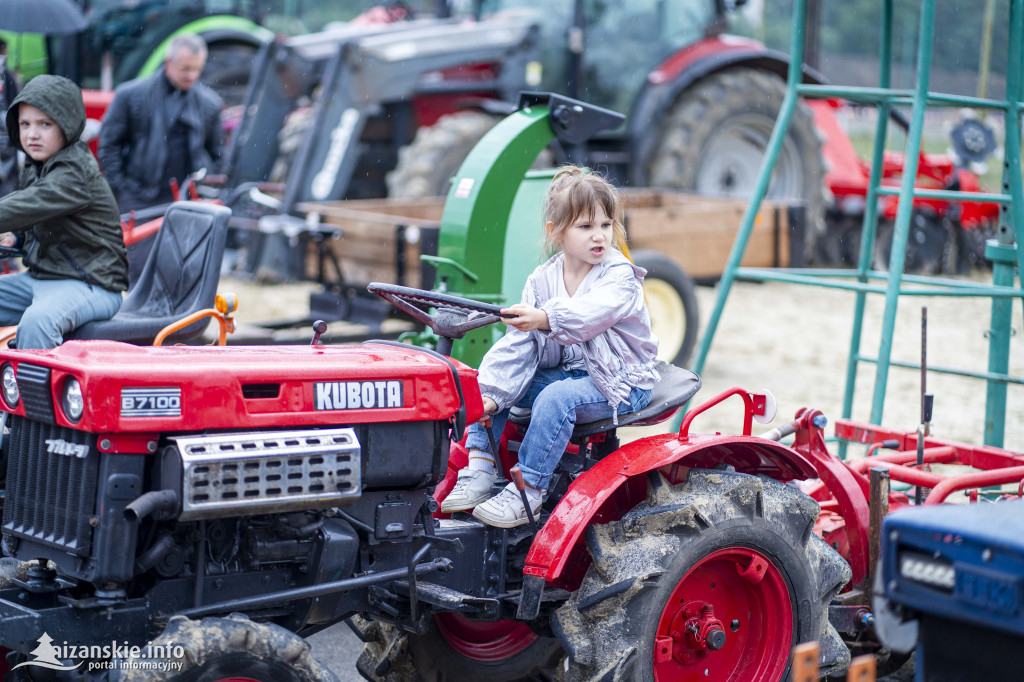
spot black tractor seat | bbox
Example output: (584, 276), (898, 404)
(508, 361), (701, 438)
(67, 202), (230, 345)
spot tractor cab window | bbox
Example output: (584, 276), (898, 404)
(583, 0), (716, 115)
(477, 0), (717, 117)
(477, 0), (573, 97)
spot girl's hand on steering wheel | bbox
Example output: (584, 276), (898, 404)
(0, 232), (14, 248)
(500, 303), (549, 332)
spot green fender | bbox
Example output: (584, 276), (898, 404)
(0, 32), (47, 82)
(136, 16), (272, 78)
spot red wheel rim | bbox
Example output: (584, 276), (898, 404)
(653, 547), (794, 681)
(434, 613), (537, 662)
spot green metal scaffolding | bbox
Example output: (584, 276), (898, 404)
(693, 0), (1024, 448)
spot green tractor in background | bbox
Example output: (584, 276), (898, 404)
(0, 0), (429, 105)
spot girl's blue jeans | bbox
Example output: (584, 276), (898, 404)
(466, 366), (652, 491)
(0, 272), (123, 349)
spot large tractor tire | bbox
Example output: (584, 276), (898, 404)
(353, 613), (562, 682)
(647, 68), (827, 263)
(203, 40), (262, 109)
(113, 614), (338, 682)
(553, 469), (852, 681)
(387, 111), (554, 199)
(631, 250), (699, 367)
(872, 211), (957, 275)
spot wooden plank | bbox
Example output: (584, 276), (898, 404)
(625, 195), (789, 279)
(847, 654), (877, 682)
(295, 191), (793, 289)
(790, 641), (820, 682)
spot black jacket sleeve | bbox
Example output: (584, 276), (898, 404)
(97, 90), (130, 194)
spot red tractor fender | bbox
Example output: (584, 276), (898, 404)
(522, 430), (819, 590)
(629, 34), (826, 186)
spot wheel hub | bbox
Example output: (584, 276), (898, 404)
(652, 547), (794, 681)
(657, 601), (728, 664)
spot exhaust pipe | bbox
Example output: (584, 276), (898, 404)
(124, 490), (178, 522)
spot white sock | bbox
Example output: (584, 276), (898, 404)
(467, 450), (496, 474)
(523, 484), (543, 507)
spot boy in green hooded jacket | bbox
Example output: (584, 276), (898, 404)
(0, 75), (128, 349)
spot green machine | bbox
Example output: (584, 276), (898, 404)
(402, 92), (630, 368)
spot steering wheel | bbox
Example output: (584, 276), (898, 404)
(367, 282), (505, 343)
(0, 245), (24, 260)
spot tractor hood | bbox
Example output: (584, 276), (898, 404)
(0, 341), (482, 434)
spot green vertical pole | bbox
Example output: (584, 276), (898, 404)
(841, 0), (894, 440)
(692, 0), (807, 376)
(984, 0), (1024, 446)
(869, 0), (937, 425)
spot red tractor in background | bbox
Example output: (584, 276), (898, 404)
(212, 0), (998, 277)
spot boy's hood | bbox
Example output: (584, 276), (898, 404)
(6, 75), (85, 153)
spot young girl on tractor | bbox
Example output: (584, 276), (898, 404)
(441, 165), (660, 527)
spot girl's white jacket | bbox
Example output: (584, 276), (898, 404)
(477, 249), (660, 417)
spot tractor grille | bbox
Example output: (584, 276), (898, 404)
(15, 363), (55, 424)
(173, 428), (361, 520)
(2, 415), (98, 557)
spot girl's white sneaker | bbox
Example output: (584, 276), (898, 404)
(472, 485), (541, 528)
(441, 469), (496, 512)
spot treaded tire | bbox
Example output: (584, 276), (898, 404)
(631, 250), (699, 367)
(873, 211), (956, 275)
(354, 615), (562, 682)
(112, 614), (338, 682)
(203, 41), (261, 109)
(387, 111), (553, 199)
(647, 68), (827, 263)
(552, 469), (851, 681)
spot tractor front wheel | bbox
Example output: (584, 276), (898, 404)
(553, 469), (852, 681)
(115, 614), (337, 682)
(353, 614), (562, 681)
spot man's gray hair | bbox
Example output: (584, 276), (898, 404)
(166, 34), (208, 62)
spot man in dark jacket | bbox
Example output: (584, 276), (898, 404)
(0, 75), (128, 349)
(0, 38), (20, 198)
(98, 33), (224, 212)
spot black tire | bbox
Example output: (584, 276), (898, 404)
(873, 210), (956, 275)
(202, 41), (262, 109)
(647, 68), (827, 264)
(553, 469), (852, 681)
(354, 614), (562, 682)
(387, 111), (553, 199)
(113, 614), (338, 682)
(631, 250), (699, 367)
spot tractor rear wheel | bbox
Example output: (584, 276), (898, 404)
(873, 211), (957, 275)
(353, 614), (562, 681)
(203, 41), (262, 109)
(631, 250), (699, 367)
(387, 112), (503, 199)
(553, 469), (852, 681)
(647, 68), (827, 263)
(116, 614), (337, 681)
(387, 111), (554, 199)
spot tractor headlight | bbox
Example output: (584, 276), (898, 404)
(62, 378), (84, 423)
(1, 364), (18, 408)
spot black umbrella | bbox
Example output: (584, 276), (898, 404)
(0, 0), (87, 35)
